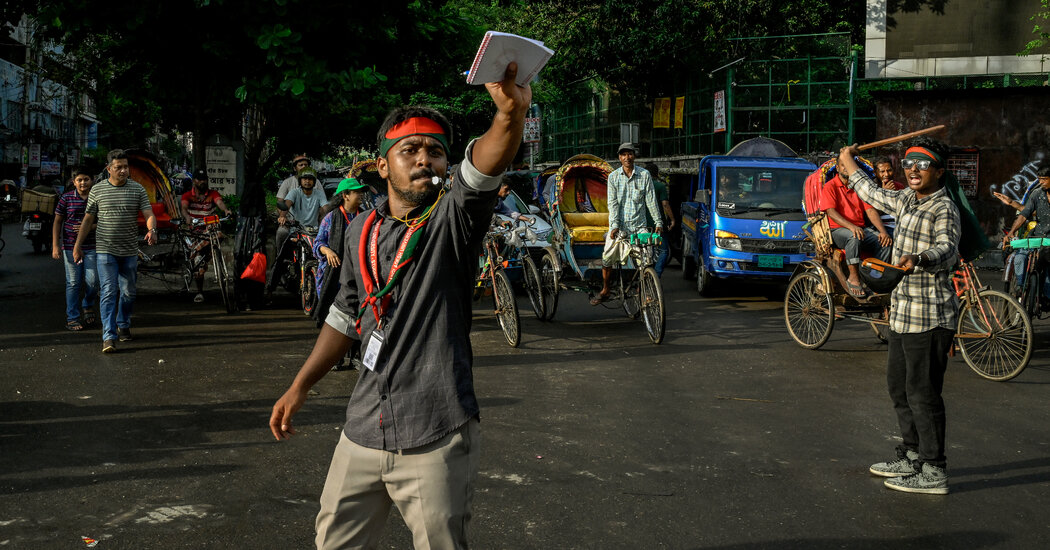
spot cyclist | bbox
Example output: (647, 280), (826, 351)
(181, 169), (233, 303)
(591, 142), (662, 305)
(1002, 165), (1050, 307)
(266, 168), (327, 299)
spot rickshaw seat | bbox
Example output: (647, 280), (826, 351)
(561, 212), (609, 243)
(138, 202), (176, 229)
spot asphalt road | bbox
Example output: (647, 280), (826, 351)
(2, 221), (1049, 549)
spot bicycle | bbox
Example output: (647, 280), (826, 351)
(608, 232), (665, 344)
(285, 222), (319, 316)
(476, 221), (522, 347)
(137, 215), (237, 313)
(186, 214), (237, 313)
(502, 219), (545, 321)
(1005, 237), (1050, 321)
(786, 256), (1033, 381)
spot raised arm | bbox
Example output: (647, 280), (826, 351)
(469, 63), (532, 177)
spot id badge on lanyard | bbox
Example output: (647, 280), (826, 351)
(361, 327), (385, 372)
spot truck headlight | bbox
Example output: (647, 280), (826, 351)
(799, 240), (815, 254)
(715, 230), (742, 252)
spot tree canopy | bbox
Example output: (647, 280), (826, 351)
(0, 0), (965, 181)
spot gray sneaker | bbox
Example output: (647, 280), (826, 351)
(869, 448), (919, 477)
(117, 327), (133, 341)
(884, 463), (949, 495)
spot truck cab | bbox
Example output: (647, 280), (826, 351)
(680, 155), (817, 296)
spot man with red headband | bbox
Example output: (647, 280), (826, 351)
(837, 139), (961, 496)
(270, 63), (531, 548)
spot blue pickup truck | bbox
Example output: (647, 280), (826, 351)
(680, 155), (817, 296)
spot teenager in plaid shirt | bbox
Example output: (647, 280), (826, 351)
(837, 139), (961, 495)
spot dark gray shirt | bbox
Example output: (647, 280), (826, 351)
(325, 140), (501, 450)
(1020, 189), (1050, 237)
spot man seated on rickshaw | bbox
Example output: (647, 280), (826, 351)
(822, 170), (892, 297)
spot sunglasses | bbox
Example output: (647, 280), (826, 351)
(901, 158), (933, 171)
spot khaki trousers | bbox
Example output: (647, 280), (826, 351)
(315, 419), (480, 550)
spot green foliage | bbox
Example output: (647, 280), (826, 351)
(1021, 0), (1050, 56)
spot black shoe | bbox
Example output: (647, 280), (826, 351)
(102, 339), (117, 353)
(117, 327), (133, 342)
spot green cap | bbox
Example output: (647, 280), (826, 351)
(336, 177), (367, 195)
(298, 167), (318, 181)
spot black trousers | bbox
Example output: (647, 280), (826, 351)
(886, 327), (954, 469)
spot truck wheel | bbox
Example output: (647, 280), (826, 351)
(681, 236), (696, 281)
(696, 262), (716, 297)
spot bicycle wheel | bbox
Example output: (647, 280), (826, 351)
(212, 244), (237, 313)
(522, 255), (545, 320)
(492, 269), (520, 347)
(619, 267), (641, 319)
(540, 247), (560, 321)
(783, 270), (834, 349)
(640, 266), (665, 344)
(302, 260), (318, 316)
(957, 289), (1032, 381)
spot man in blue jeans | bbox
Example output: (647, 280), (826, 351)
(74, 149), (157, 353)
(52, 167), (98, 331)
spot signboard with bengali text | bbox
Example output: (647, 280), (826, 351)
(205, 146), (238, 195)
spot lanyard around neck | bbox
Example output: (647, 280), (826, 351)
(354, 210), (428, 333)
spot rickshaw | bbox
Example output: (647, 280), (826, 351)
(130, 149), (236, 313)
(784, 158), (1033, 381)
(541, 154), (666, 344)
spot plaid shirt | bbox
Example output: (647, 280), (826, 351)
(847, 171), (961, 333)
(607, 166), (662, 234)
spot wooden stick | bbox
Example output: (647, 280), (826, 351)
(857, 125), (946, 151)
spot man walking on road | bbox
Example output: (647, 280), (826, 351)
(591, 142), (662, 304)
(74, 149), (157, 353)
(837, 140), (961, 495)
(269, 62), (530, 549)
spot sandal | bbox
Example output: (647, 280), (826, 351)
(66, 319), (84, 331)
(846, 281), (868, 299)
(82, 308), (96, 326)
(589, 292), (611, 306)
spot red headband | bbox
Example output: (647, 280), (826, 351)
(384, 117), (445, 140)
(904, 146), (943, 164)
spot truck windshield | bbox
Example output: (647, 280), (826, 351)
(713, 167), (810, 219)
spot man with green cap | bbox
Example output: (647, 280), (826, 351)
(312, 177), (368, 327)
(266, 168), (327, 298)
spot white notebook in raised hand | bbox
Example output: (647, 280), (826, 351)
(466, 31), (555, 86)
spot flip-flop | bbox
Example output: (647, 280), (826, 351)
(66, 320), (84, 331)
(846, 281), (868, 299)
(589, 293), (611, 306)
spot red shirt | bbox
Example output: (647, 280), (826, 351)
(820, 176), (872, 229)
(182, 189), (221, 219)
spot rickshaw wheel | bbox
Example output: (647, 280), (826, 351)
(620, 267), (641, 320)
(784, 270), (834, 349)
(957, 289), (1032, 381)
(522, 255), (545, 320)
(302, 260), (318, 316)
(640, 267), (665, 344)
(214, 244), (237, 314)
(540, 247), (560, 321)
(493, 269), (520, 347)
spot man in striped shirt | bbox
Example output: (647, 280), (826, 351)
(837, 140), (961, 495)
(74, 149), (158, 353)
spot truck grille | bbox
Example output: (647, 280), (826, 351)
(739, 238), (804, 254)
